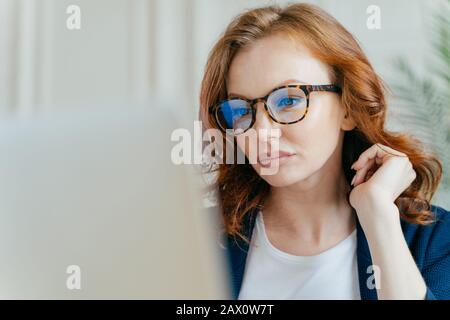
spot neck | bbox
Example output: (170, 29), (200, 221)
(262, 147), (356, 244)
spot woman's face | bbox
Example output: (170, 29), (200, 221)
(227, 34), (355, 187)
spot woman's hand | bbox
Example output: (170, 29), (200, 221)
(348, 143), (417, 216)
(347, 143), (427, 300)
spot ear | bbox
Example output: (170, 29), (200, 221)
(341, 110), (356, 131)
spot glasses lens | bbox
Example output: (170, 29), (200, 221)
(267, 87), (307, 123)
(215, 99), (253, 133)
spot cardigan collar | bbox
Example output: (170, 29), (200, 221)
(226, 208), (378, 300)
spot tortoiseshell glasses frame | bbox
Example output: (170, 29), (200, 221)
(209, 84), (342, 135)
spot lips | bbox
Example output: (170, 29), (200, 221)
(257, 150), (296, 167)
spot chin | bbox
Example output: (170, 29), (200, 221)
(254, 165), (308, 187)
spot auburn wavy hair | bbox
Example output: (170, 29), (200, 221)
(198, 3), (442, 242)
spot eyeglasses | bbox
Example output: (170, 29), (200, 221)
(209, 84), (341, 135)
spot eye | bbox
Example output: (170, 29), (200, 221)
(276, 96), (304, 109)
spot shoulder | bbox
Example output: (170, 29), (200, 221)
(401, 204), (450, 268)
(431, 204), (450, 228)
(425, 204), (450, 259)
(401, 204), (450, 237)
(401, 204), (450, 299)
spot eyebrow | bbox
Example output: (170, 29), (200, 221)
(227, 78), (307, 99)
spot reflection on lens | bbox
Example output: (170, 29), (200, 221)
(216, 100), (252, 132)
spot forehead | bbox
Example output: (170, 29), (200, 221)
(226, 34), (332, 99)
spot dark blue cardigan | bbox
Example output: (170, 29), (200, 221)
(223, 204), (450, 300)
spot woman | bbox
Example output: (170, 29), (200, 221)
(199, 3), (450, 300)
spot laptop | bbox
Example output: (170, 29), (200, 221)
(0, 100), (230, 299)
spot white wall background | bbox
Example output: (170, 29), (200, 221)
(0, 0), (448, 205)
(0, 0), (439, 116)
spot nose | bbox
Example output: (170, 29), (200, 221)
(252, 101), (281, 143)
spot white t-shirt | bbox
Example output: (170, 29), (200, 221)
(238, 211), (361, 300)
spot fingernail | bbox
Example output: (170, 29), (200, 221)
(351, 175), (356, 186)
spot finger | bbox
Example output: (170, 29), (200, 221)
(375, 156), (383, 166)
(352, 157), (375, 186)
(351, 143), (405, 170)
(375, 143), (406, 157)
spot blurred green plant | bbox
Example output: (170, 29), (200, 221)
(392, 0), (450, 205)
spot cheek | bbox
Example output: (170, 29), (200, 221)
(235, 134), (259, 165)
(235, 131), (263, 158)
(236, 136), (249, 156)
(303, 95), (343, 138)
(285, 98), (342, 161)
